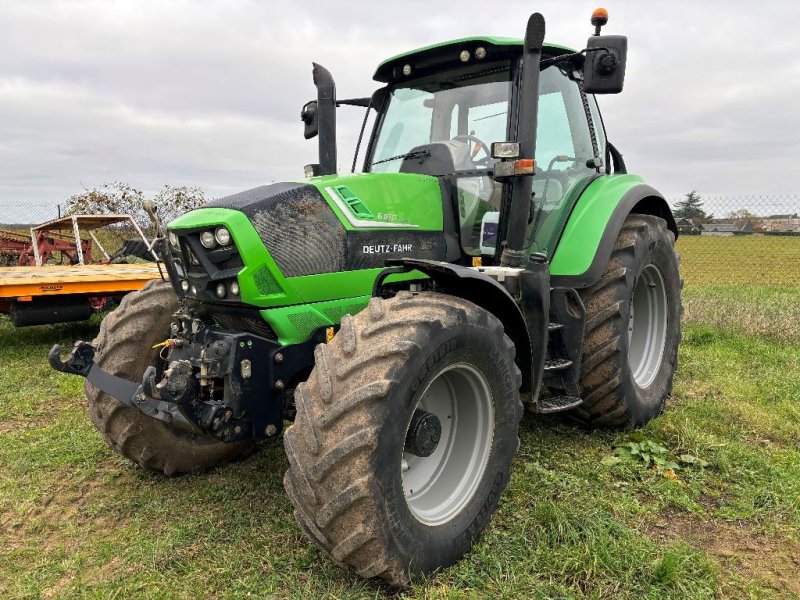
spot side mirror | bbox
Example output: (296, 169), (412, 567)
(301, 100), (318, 139)
(583, 35), (627, 94)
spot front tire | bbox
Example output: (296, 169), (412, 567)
(283, 291), (522, 586)
(87, 280), (254, 475)
(572, 214), (682, 428)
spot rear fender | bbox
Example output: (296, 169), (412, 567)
(550, 177), (676, 288)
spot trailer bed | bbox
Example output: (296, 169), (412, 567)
(0, 263), (164, 299)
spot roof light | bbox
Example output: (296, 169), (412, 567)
(459, 50), (470, 62)
(475, 47), (487, 60)
(402, 64), (412, 76)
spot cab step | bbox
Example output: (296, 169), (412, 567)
(532, 395), (584, 414)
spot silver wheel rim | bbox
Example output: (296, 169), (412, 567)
(402, 363), (495, 526)
(628, 264), (668, 388)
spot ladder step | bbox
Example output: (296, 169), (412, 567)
(548, 322), (564, 331)
(533, 395), (583, 414)
(544, 358), (573, 371)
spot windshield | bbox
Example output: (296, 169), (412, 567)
(369, 62), (512, 173)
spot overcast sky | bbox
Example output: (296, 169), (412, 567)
(1, 0), (798, 221)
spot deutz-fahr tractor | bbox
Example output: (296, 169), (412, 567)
(50, 9), (682, 586)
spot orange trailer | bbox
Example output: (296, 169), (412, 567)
(0, 215), (164, 326)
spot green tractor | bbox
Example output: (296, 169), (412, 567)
(50, 9), (681, 586)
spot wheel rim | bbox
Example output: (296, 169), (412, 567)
(402, 363), (494, 526)
(628, 263), (668, 388)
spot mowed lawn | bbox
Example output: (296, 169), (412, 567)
(1, 278), (799, 596)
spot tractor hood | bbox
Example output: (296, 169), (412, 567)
(166, 172), (453, 321)
(208, 173), (444, 233)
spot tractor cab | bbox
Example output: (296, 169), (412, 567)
(304, 22), (628, 269)
(367, 39), (605, 258)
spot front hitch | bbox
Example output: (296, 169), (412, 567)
(49, 341), (96, 376)
(48, 342), (201, 434)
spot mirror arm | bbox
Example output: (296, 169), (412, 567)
(540, 46), (610, 69)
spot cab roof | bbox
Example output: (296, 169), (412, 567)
(374, 36), (575, 83)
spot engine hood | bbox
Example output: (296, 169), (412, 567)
(207, 172), (444, 231)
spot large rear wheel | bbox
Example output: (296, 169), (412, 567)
(571, 214), (682, 428)
(283, 291), (522, 586)
(86, 280), (254, 475)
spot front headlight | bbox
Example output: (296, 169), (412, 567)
(200, 230), (216, 249)
(168, 231), (179, 247)
(215, 227), (231, 246)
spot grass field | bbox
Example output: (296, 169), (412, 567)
(1, 281), (799, 597)
(676, 234), (800, 287)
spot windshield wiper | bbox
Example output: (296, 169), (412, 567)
(474, 110), (506, 122)
(371, 149), (431, 167)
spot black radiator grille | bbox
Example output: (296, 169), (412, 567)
(208, 309), (276, 339)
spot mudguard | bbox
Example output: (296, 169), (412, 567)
(378, 258), (548, 395)
(549, 175), (677, 288)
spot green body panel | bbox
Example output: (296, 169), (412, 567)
(166, 173), (651, 341)
(303, 172), (443, 231)
(168, 204), (427, 344)
(375, 37), (575, 79)
(262, 296), (370, 345)
(549, 174), (646, 276)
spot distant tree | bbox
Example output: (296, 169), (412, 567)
(727, 209), (758, 221)
(151, 185), (207, 224)
(673, 190), (709, 220)
(67, 182), (206, 228)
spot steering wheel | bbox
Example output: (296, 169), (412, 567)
(451, 134), (491, 167)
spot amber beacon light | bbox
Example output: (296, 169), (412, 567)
(591, 8), (609, 35)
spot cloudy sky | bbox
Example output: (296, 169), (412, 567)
(1, 0), (798, 221)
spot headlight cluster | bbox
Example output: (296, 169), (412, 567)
(214, 279), (240, 299)
(200, 226), (233, 249)
(170, 225), (241, 302)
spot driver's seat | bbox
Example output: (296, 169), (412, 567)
(399, 141), (472, 176)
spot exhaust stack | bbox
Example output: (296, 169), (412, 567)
(312, 63), (337, 175)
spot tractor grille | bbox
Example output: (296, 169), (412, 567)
(224, 185), (346, 278)
(322, 300), (368, 322)
(287, 311), (327, 340)
(286, 301), (369, 340)
(253, 265), (282, 295)
(208, 308), (276, 339)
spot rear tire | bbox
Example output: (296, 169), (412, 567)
(283, 291), (522, 586)
(86, 280), (254, 475)
(571, 215), (682, 428)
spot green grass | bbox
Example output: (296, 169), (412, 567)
(1, 287), (799, 598)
